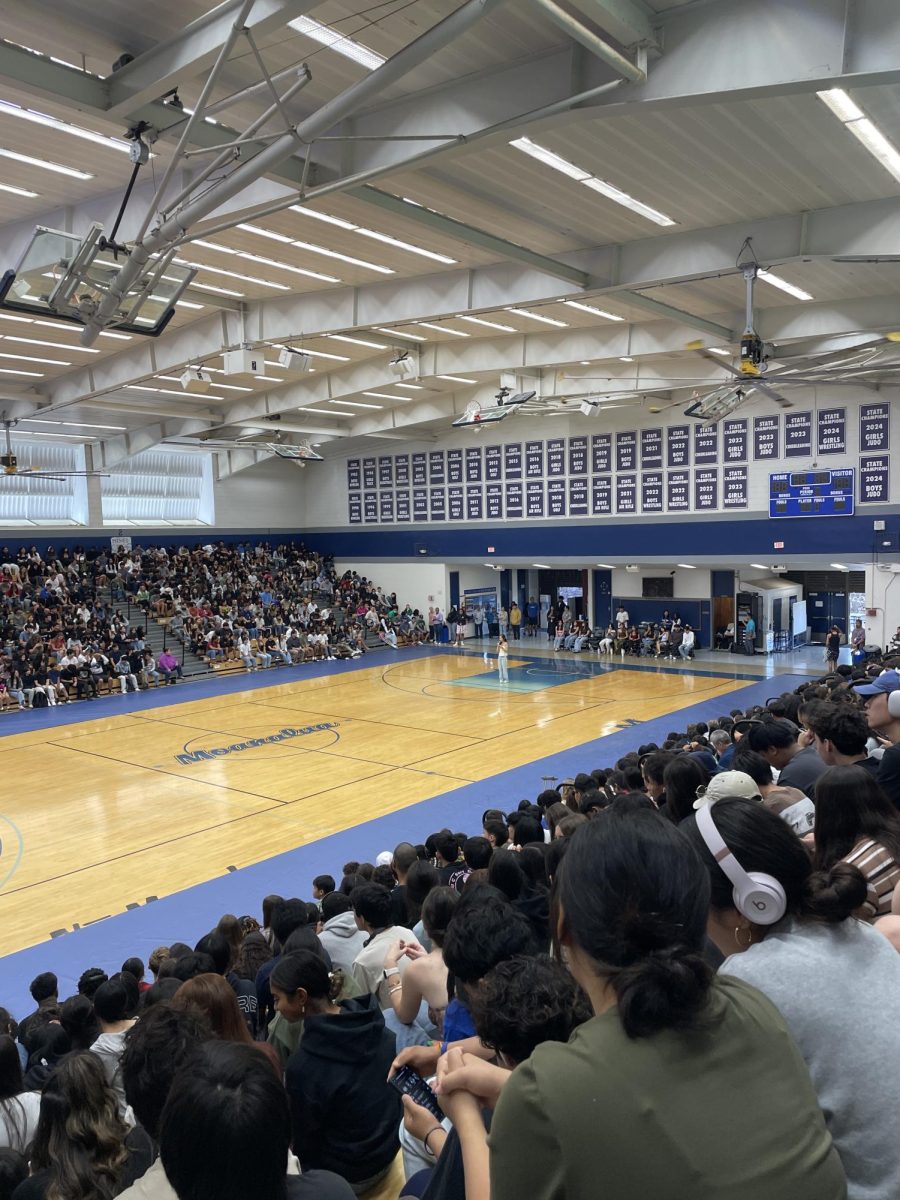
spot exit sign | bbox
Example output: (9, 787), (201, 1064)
(773, 541), (784, 549)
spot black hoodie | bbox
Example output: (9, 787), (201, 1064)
(284, 994), (401, 1185)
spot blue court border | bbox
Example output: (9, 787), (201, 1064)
(0, 648), (814, 1015)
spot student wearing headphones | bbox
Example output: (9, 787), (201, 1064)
(451, 810), (846, 1200)
(685, 797), (900, 1200)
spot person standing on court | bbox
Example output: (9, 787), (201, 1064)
(743, 613), (756, 655)
(498, 605), (509, 636)
(497, 634), (509, 684)
(826, 625), (842, 670)
(509, 602), (521, 640)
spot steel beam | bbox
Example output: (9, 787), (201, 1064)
(567, 0), (659, 48)
(619, 292), (733, 341)
(106, 0), (319, 114)
(350, 188), (590, 288)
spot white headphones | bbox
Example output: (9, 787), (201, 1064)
(694, 801), (787, 925)
(888, 690), (900, 718)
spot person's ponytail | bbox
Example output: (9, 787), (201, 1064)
(802, 861), (867, 923)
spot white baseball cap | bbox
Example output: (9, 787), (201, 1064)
(693, 770), (762, 810)
(375, 850), (393, 867)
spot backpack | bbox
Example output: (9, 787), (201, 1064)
(31, 689), (49, 709)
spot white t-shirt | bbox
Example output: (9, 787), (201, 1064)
(0, 1091), (41, 1151)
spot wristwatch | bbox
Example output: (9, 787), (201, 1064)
(383, 966), (400, 980)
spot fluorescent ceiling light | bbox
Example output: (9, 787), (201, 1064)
(830, 562), (849, 570)
(510, 137), (589, 181)
(395, 382), (423, 390)
(437, 374), (478, 384)
(374, 327), (427, 342)
(363, 391), (411, 402)
(237, 223), (392, 273)
(580, 177), (676, 226)
(290, 206), (456, 264)
(5, 336), (98, 353)
(0, 351), (70, 365)
(750, 564), (768, 570)
(533, 563), (552, 569)
(187, 240), (338, 283)
(619, 356), (633, 362)
(288, 347), (350, 362)
(506, 308), (568, 328)
(0, 146), (92, 179)
(417, 322), (469, 338)
(0, 182), (38, 197)
(173, 299), (204, 309)
(510, 136), (676, 226)
(707, 347), (731, 356)
(288, 15), (385, 71)
(174, 258), (290, 290)
(757, 269), (814, 302)
(596, 563), (616, 568)
(329, 334), (388, 350)
(818, 89), (900, 184)
(24, 418), (127, 430)
(677, 564), (696, 569)
(0, 313), (131, 340)
(0, 99), (131, 153)
(190, 282), (245, 298)
(329, 399), (382, 409)
(563, 300), (624, 321)
(458, 315), (516, 332)
(0, 367), (43, 376)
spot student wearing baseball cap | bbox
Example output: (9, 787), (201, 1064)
(853, 670), (900, 810)
(693, 771), (762, 810)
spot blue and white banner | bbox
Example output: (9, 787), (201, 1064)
(694, 425), (718, 465)
(394, 455), (410, 486)
(641, 428), (663, 469)
(860, 403), (890, 452)
(723, 418), (748, 463)
(616, 473), (637, 513)
(395, 490), (410, 522)
(348, 493), (362, 523)
(667, 425), (690, 468)
(616, 431), (637, 472)
(860, 455), (890, 503)
(784, 411), (813, 458)
(547, 438), (566, 477)
(486, 483), (503, 519)
(446, 449), (463, 485)
(592, 433), (612, 473)
(569, 476), (588, 516)
(505, 442), (522, 479)
(526, 479), (544, 518)
(548, 478), (566, 517)
(379, 491), (394, 521)
(592, 475), (612, 515)
(641, 471), (664, 512)
(429, 487), (446, 520)
(723, 465), (748, 508)
(364, 492), (378, 522)
(429, 450), (446, 484)
(412, 453), (427, 486)
(413, 489), (428, 521)
(466, 447), (483, 482)
(467, 485), (484, 520)
(363, 457), (377, 489)
(694, 468), (718, 510)
(485, 444), (503, 481)
(666, 471), (690, 511)
(347, 459), (362, 490)
(568, 436), (588, 475)
(506, 480), (524, 518)
(817, 408), (846, 455)
(526, 440), (544, 478)
(378, 456), (393, 487)
(448, 485), (464, 520)
(753, 415), (779, 460)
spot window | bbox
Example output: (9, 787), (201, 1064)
(101, 451), (213, 525)
(0, 439), (87, 525)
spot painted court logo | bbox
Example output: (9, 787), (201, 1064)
(175, 724), (338, 765)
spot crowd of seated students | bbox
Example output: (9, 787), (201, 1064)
(0, 542), (431, 713)
(5, 660), (900, 1199)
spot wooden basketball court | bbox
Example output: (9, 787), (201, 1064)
(0, 651), (757, 958)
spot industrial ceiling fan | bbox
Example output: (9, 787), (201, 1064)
(0, 420), (108, 481)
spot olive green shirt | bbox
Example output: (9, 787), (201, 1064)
(489, 976), (846, 1200)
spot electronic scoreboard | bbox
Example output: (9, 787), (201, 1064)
(769, 468), (854, 518)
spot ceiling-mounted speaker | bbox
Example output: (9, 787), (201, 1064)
(389, 351), (419, 380)
(278, 348), (312, 372)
